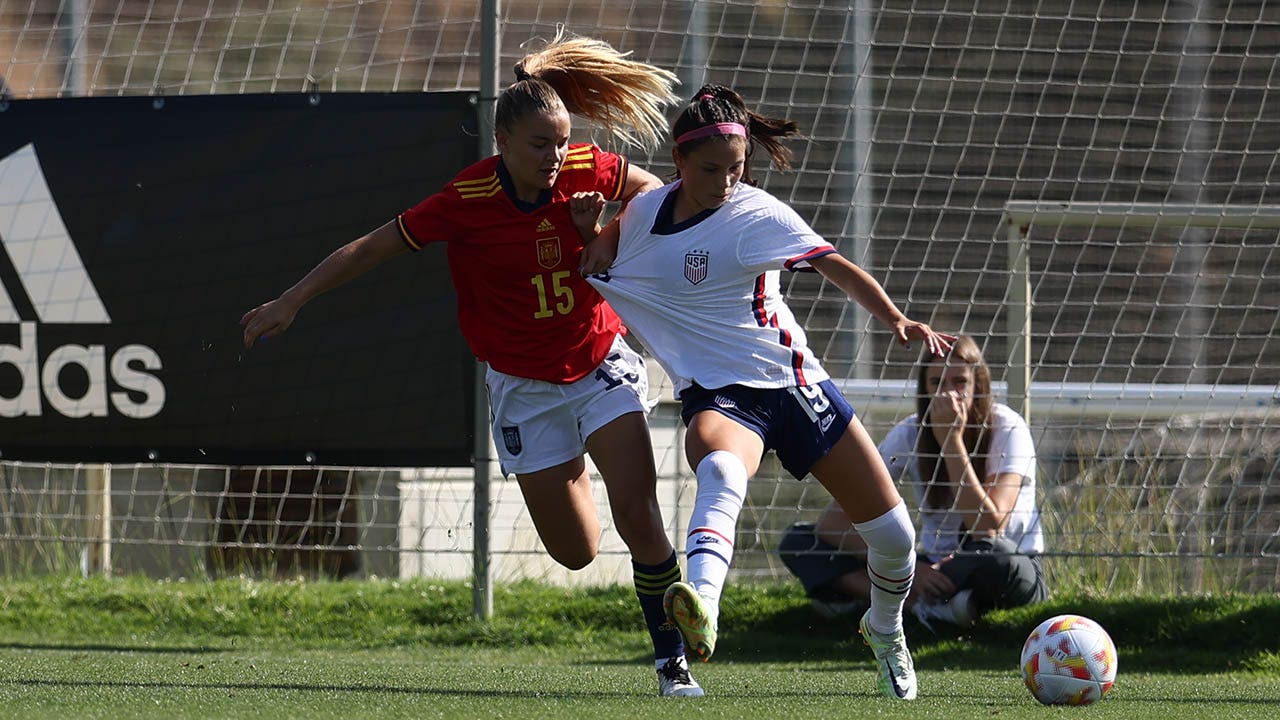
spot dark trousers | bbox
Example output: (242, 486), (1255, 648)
(778, 521), (1048, 616)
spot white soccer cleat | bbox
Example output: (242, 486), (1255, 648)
(656, 655), (705, 697)
(859, 610), (918, 700)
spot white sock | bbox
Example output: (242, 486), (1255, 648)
(684, 450), (749, 617)
(853, 500), (916, 634)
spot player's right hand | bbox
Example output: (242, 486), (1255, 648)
(569, 191), (606, 240)
(240, 298), (298, 349)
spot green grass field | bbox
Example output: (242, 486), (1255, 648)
(0, 577), (1277, 718)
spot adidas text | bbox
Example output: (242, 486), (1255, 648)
(0, 322), (164, 418)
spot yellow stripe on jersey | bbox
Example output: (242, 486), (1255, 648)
(456, 174), (502, 199)
(563, 148), (595, 169)
(458, 185), (501, 199)
(455, 173), (499, 187)
(610, 155), (629, 201)
(396, 215), (422, 251)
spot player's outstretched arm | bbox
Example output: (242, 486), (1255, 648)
(808, 252), (955, 357)
(240, 221), (408, 348)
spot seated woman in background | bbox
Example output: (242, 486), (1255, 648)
(779, 335), (1048, 629)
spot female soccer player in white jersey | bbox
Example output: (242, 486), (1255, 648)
(576, 84), (955, 701)
(241, 31), (704, 698)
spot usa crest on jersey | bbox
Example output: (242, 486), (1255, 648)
(684, 252), (708, 285)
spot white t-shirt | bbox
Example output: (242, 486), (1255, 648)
(588, 181), (835, 395)
(879, 403), (1044, 561)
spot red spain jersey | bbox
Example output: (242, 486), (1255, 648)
(397, 144), (629, 383)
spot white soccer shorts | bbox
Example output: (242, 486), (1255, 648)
(486, 335), (649, 476)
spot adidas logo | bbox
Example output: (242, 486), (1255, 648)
(0, 143), (165, 419)
(536, 218), (555, 232)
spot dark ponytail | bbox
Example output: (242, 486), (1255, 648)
(670, 84), (800, 185)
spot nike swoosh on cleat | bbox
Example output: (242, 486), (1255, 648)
(884, 660), (908, 698)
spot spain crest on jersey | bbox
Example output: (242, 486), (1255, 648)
(536, 237), (561, 269)
(685, 252), (709, 285)
(501, 426), (523, 455)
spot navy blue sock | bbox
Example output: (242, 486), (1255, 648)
(634, 552), (684, 661)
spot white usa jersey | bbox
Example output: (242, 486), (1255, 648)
(588, 181), (837, 396)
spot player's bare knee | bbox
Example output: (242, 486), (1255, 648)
(547, 540), (598, 570)
(560, 555), (594, 571)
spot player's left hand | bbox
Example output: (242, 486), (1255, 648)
(893, 320), (956, 358)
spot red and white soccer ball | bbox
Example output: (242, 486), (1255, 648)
(1020, 614), (1118, 706)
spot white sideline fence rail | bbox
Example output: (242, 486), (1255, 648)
(3, 370), (1280, 586)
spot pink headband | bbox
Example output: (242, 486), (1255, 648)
(675, 122), (747, 145)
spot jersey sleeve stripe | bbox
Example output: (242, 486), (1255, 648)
(456, 176), (502, 198)
(609, 154), (630, 201)
(454, 173), (499, 187)
(396, 214), (422, 251)
(783, 245), (837, 271)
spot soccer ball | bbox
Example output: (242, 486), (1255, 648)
(1020, 614), (1117, 706)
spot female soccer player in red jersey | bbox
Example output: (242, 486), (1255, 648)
(240, 31), (702, 697)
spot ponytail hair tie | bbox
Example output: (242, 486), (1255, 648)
(697, 93), (716, 101)
(514, 65), (532, 82)
(675, 122), (748, 145)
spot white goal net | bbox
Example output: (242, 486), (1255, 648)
(3, 0), (1280, 595)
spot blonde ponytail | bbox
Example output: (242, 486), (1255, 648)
(503, 28), (679, 150)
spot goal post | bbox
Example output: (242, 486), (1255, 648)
(1004, 202), (1280, 231)
(1001, 201), (1280, 422)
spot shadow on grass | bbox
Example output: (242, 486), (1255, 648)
(6, 677), (638, 699)
(692, 593), (1280, 674)
(0, 641), (226, 655)
(5, 677), (872, 700)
